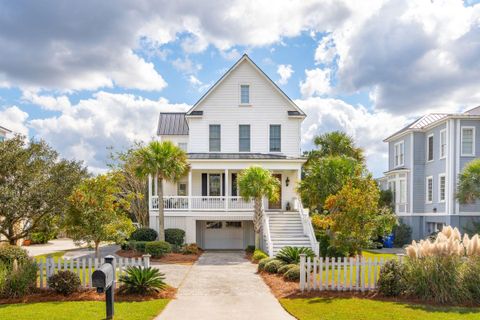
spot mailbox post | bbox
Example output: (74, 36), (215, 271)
(92, 255), (115, 319)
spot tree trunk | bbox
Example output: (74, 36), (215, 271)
(95, 241), (100, 259)
(253, 197), (263, 249)
(158, 176), (165, 241)
(9, 238), (17, 245)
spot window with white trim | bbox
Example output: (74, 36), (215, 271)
(177, 182), (187, 196)
(239, 125), (250, 152)
(399, 179), (406, 204)
(394, 141), (404, 167)
(426, 176), (433, 203)
(209, 125), (221, 152)
(439, 174), (446, 203)
(427, 134), (434, 162)
(461, 127), (475, 156)
(427, 222), (444, 234)
(240, 84), (250, 104)
(440, 129), (446, 159)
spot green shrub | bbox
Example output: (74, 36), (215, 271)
(0, 245), (29, 267)
(460, 256), (480, 302)
(252, 249), (268, 261)
(181, 243), (200, 255)
(128, 240), (148, 253)
(47, 271), (81, 295)
(145, 241), (172, 258)
(0, 261), (8, 292)
(393, 221), (412, 248)
(277, 264), (297, 275)
(119, 266), (166, 295)
(264, 259), (285, 274)
(284, 265), (300, 281)
(258, 257), (276, 272)
(245, 245), (255, 254)
(276, 246), (315, 264)
(130, 228), (158, 242)
(30, 232), (51, 244)
(2, 259), (38, 298)
(377, 259), (406, 297)
(404, 256), (466, 304)
(165, 228), (185, 246)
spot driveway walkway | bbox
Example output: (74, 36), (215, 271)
(156, 251), (294, 320)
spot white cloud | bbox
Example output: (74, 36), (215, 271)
(0, 106), (29, 136)
(276, 64), (294, 85)
(172, 57), (202, 74)
(188, 75), (210, 92)
(300, 68), (331, 97)
(29, 91), (189, 171)
(22, 91), (72, 112)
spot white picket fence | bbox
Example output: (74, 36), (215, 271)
(299, 254), (398, 292)
(35, 255), (150, 289)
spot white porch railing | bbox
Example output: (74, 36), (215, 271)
(296, 198), (320, 256)
(151, 196), (254, 211)
(262, 214), (274, 257)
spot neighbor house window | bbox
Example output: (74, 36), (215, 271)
(177, 182), (187, 196)
(178, 143), (188, 152)
(427, 222), (444, 234)
(240, 84), (250, 104)
(427, 134), (434, 162)
(399, 179), (406, 204)
(239, 125), (250, 152)
(439, 174), (446, 203)
(461, 127), (475, 156)
(426, 176), (433, 203)
(394, 141), (404, 167)
(440, 129), (446, 159)
(209, 125), (221, 152)
(270, 125), (281, 152)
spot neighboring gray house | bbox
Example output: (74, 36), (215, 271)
(383, 107), (480, 240)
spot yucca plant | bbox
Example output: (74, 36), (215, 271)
(119, 266), (166, 295)
(275, 246), (315, 264)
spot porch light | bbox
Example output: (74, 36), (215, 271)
(285, 177), (290, 187)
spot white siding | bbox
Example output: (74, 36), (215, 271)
(158, 135), (189, 151)
(187, 60), (302, 157)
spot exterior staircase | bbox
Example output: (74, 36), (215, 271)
(266, 211), (317, 256)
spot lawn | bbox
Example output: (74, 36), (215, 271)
(0, 300), (170, 320)
(280, 297), (480, 320)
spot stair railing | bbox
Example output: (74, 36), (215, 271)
(262, 213), (274, 257)
(296, 198), (320, 257)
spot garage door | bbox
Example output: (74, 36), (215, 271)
(204, 221), (244, 249)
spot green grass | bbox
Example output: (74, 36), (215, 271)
(35, 251), (66, 262)
(280, 297), (480, 320)
(361, 250), (397, 259)
(0, 300), (170, 320)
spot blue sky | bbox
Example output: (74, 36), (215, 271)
(1, 0), (480, 176)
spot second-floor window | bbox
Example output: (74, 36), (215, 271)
(394, 141), (404, 167)
(209, 125), (221, 152)
(240, 84), (250, 104)
(239, 125), (250, 152)
(427, 134), (434, 162)
(439, 174), (446, 202)
(426, 176), (433, 203)
(270, 125), (281, 152)
(440, 129), (446, 159)
(461, 127), (475, 156)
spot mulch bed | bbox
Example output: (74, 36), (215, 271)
(0, 287), (176, 305)
(116, 250), (202, 265)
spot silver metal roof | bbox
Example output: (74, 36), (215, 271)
(157, 113), (189, 135)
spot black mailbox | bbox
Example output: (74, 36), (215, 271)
(92, 263), (114, 293)
(92, 255), (115, 319)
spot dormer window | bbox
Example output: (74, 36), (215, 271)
(240, 84), (250, 104)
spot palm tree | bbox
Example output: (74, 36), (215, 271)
(238, 166), (280, 249)
(457, 159), (480, 204)
(134, 141), (189, 240)
(310, 131), (365, 163)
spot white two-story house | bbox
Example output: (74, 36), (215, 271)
(383, 107), (480, 240)
(148, 54), (318, 256)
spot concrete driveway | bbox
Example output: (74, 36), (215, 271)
(156, 251), (294, 320)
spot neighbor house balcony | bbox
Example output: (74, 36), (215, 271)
(150, 196), (254, 211)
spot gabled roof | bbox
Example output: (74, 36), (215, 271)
(157, 113), (189, 135)
(186, 54), (306, 117)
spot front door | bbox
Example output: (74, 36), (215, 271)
(268, 174), (282, 210)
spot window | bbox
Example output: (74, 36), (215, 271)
(389, 181), (396, 203)
(399, 179), (406, 204)
(206, 221), (222, 229)
(427, 134), (434, 162)
(270, 125), (281, 152)
(239, 125), (250, 152)
(177, 182), (187, 196)
(240, 84), (250, 104)
(440, 129), (446, 159)
(426, 176), (433, 203)
(209, 174), (221, 196)
(461, 127), (475, 156)
(394, 141), (404, 167)
(225, 221), (242, 228)
(427, 222), (444, 234)
(209, 125), (221, 152)
(231, 173), (238, 196)
(439, 174), (446, 203)
(178, 143), (188, 152)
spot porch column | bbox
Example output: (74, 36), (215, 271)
(224, 169), (229, 210)
(188, 170), (192, 211)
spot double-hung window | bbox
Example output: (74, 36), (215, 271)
(439, 174), (446, 203)
(399, 179), (406, 204)
(461, 127), (475, 156)
(439, 129), (446, 159)
(394, 141), (404, 167)
(240, 85), (250, 104)
(426, 176), (433, 203)
(427, 134), (434, 162)
(209, 125), (221, 152)
(269, 125), (281, 152)
(239, 125), (250, 152)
